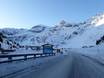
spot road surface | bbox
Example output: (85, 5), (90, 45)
(3, 52), (104, 78)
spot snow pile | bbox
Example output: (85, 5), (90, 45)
(69, 44), (104, 64)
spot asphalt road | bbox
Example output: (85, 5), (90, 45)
(5, 52), (104, 78)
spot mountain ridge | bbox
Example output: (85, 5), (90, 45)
(0, 13), (104, 48)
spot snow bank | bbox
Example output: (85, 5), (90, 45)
(69, 46), (104, 63)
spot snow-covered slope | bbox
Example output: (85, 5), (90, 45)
(0, 32), (20, 53)
(0, 13), (104, 48)
(3, 23), (79, 47)
(61, 13), (104, 48)
(89, 13), (104, 26)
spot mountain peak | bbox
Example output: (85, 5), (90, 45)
(31, 24), (46, 29)
(57, 20), (76, 27)
(30, 24), (46, 33)
(89, 12), (104, 27)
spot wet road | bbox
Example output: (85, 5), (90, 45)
(4, 52), (104, 78)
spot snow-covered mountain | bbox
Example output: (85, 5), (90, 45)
(0, 32), (19, 52)
(0, 13), (104, 48)
(88, 13), (104, 26)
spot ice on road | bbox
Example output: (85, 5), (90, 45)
(1, 52), (104, 78)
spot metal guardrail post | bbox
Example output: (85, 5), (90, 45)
(34, 54), (36, 59)
(24, 55), (27, 60)
(8, 56), (12, 62)
(40, 54), (42, 57)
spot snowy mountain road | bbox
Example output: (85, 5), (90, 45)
(3, 52), (104, 78)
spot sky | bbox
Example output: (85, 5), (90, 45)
(0, 0), (104, 29)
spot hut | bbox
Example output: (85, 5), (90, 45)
(42, 44), (54, 54)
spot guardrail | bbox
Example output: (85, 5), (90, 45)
(0, 53), (55, 64)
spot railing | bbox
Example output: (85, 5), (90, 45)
(0, 53), (55, 64)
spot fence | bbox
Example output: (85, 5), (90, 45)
(0, 53), (55, 64)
